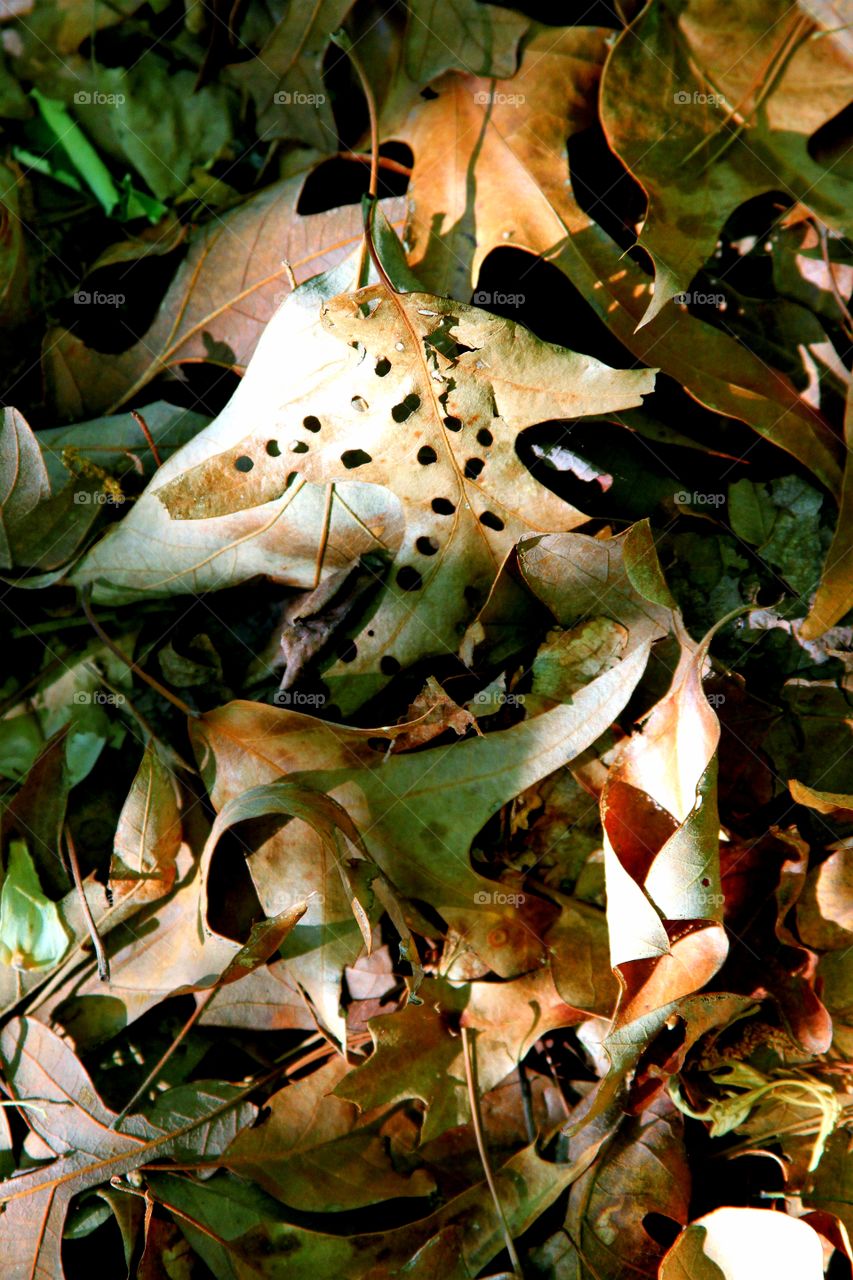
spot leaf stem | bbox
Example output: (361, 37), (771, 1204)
(461, 1025), (525, 1276)
(82, 590), (199, 719)
(331, 28), (380, 288)
(130, 410), (163, 468)
(64, 824), (109, 982)
(112, 986), (218, 1129)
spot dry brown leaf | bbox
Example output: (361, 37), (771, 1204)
(43, 177), (406, 420)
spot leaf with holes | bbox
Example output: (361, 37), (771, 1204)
(145, 282), (654, 709)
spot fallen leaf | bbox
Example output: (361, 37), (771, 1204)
(0, 1017), (257, 1280)
(659, 1206), (824, 1280)
(0, 840), (70, 972)
(44, 179), (405, 419)
(149, 280), (655, 707)
(601, 0), (853, 325)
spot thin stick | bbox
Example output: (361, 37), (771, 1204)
(818, 222), (853, 339)
(64, 825), (109, 982)
(334, 151), (411, 178)
(517, 1060), (536, 1143)
(313, 483), (335, 590)
(82, 591), (199, 719)
(461, 1025), (524, 1276)
(112, 986), (218, 1129)
(332, 30), (380, 288)
(92, 670), (197, 774)
(130, 411), (163, 468)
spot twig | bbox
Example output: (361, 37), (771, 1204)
(818, 221), (853, 340)
(91, 670), (197, 773)
(334, 151), (411, 178)
(461, 1025), (525, 1276)
(112, 986), (219, 1129)
(130, 410), (163, 468)
(517, 1060), (536, 1143)
(331, 29), (380, 288)
(82, 590), (199, 719)
(64, 825), (109, 982)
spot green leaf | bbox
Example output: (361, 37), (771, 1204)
(0, 840), (70, 972)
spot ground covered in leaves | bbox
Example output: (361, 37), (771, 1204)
(0, 1), (852, 1277)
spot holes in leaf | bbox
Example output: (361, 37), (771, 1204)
(476, 428), (493, 447)
(375, 357), (391, 377)
(479, 510), (504, 531)
(234, 455), (254, 472)
(341, 449), (372, 469)
(337, 640), (357, 663)
(431, 497), (456, 515)
(464, 585), (483, 609)
(303, 415), (322, 432)
(701, 877), (710, 887)
(380, 655), (401, 675)
(416, 536), (439, 556)
(443, 415), (462, 432)
(464, 457), (485, 479)
(396, 566), (423, 591)
(392, 393), (421, 423)
(351, 396), (369, 412)
(289, 441), (309, 454)
(417, 446), (437, 465)
(265, 440), (281, 457)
